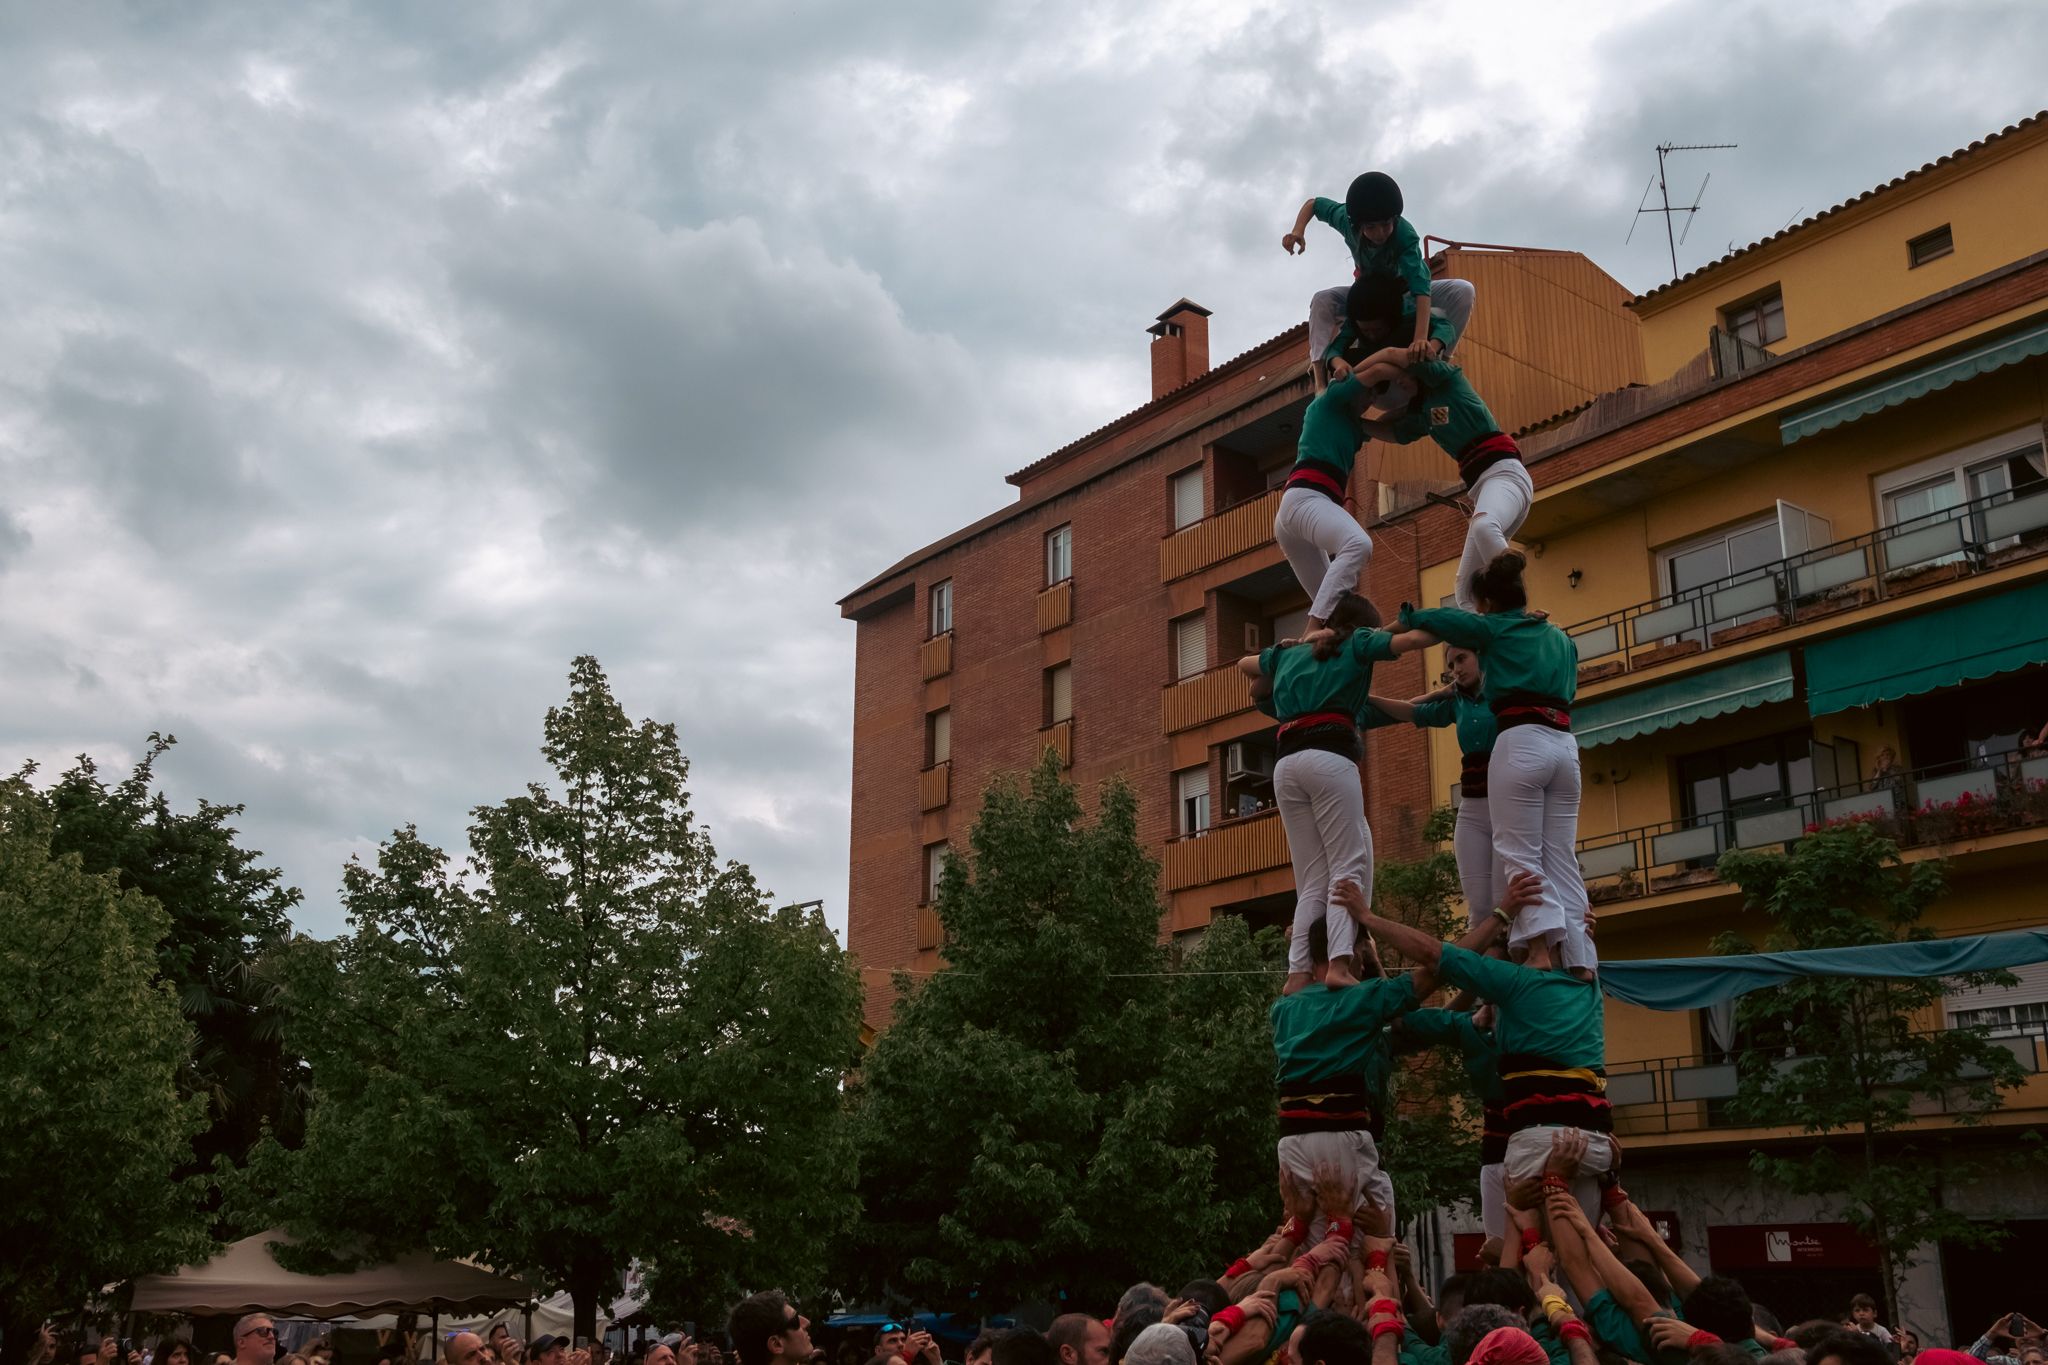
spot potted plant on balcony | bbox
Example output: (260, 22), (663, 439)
(1910, 789), (2003, 844)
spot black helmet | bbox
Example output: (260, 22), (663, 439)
(1345, 171), (1403, 224)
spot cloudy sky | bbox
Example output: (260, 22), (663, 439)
(2, 1), (2042, 941)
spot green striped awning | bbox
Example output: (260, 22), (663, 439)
(1575, 651), (1795, 749)
(1804, 579), (2048, 716)
(1780, 319), (2048, 445)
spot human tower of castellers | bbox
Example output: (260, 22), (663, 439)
(1156, 170), (1879, 1365)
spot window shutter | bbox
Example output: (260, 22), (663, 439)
(1175, 618), (1206, 680)
(1171, 470), (1204, 529)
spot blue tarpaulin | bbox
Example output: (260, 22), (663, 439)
(1599, 928), (2048, 1010)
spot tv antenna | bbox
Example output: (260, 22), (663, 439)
(1627, 141), (1737, 279)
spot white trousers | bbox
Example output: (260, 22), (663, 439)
(1279, 1129), (1397, 1235)
(1308, 278), (1477, 363)
(1504, 1126), (1615, 1226)
(1479, 1161), (1506, 1240)
(1276, 748), (1371, 973)
(1455, 791), (1502, 927)
(1275, 487), (1372, 624)
(1488, 725), (1589, 960)
(1454, 460), (1534, 612)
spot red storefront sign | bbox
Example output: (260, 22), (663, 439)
(1708, 1222), (1880, 1269)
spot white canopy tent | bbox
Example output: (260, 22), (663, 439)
(129, 1230), (535, 1319)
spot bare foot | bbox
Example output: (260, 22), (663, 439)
(1324, 958), (1360, 989)
(1283, 970), (1312, 995)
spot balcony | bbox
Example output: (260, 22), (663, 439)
(1565, 483), (2048, 684)
(1160, 488), (1282, 583)
(1577, 752), (2048, 904)
(915, 906), (943, 952)
(1041, 718), (1073, 769)
(1164, 662), (1255, 734)
(920, 631), (953, 680)
(1607, 1026), (2048, 1140)
(919, 762), (950, 811)
(1037, 578), (1073, 633)
(1163, 806), (1289, 892)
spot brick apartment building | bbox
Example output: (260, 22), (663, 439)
(838, 245), (1644, 1027)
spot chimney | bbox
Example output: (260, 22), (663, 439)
(1147, 298), (1212, 399)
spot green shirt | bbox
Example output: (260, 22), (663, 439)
(1410, 685), (1497, 757)
(1527, 1319), (1570, 1365)
(1398, 1007), (1502, 1103)
(1434, 945), (1605, 1070)
(1585, 1289), (1653, 1364)
(1385, 359), (1503, 460)
(1270, 974), (1420, 1087)
(1311, 199), (1431, 306)
(1398, 606), (1578, 706)
(1398, 1329), (1447, 1365)
(1295, 375), (1370, 478)
(1259, 628), (1398, 723)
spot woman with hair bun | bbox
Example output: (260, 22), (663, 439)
(1396, 551), (1593, 974)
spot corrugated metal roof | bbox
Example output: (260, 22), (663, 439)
(1631, 110), (2048, 308)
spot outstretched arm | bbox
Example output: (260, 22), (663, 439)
(1237, 653), (1265, 679)
(1348, 870), (1538, 994)
(1367, 694), (1418, 723)
(1283, 198), (1318, 254)
(1613, 1198), (1701, 1298)
(1385, 630), (1439, 656)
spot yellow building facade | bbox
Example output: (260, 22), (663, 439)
(1404, 113), (2048, 1336)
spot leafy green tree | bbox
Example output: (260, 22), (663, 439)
(1714, 821), (2028, 1327)
(0, 777), (210, 1358)
(843, 756), (1284, 1312)
(29, 735), (304, 1185)
(241, 657), (862, 1335)
(1372, 807), (1482, 1225)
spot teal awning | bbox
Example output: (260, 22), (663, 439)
(1805, 578), (2048, 715)
(1601, 929), (2048, 1010)
(1780, 318), (2048, 444)
(1575, 650), (1794, 749)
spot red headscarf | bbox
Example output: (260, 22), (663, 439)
(1467, 1328), (1548, 1365)
(1914, 1352), (1976, 1365)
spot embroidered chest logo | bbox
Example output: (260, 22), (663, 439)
(1430, 405), (1450, 427)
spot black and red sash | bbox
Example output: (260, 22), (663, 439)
(1460, 750), (1492, 800)
(1499, 1052), (1612, 1135)
(1276, 710), (1361, 763)
(1284, 458), (1350, 503)
(1456, 432), (1520, 490)
(1492, 689), (1572, 734)
(1278, 1074), (1384, 1139)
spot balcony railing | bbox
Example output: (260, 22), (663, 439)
(1577, 752), (2048, 903)
(1041, 718), (1073, 769)
(919, 762), (950, 812)
(1606, 1026), (2048, 1138)
(1160, 488), (1283, 583)
(1163, 806), (1289, 892)
(920, 631), (953, 681)
(1163, 661), (1255, 734)
(1565, 483), (2048, 682)
(1037, 578), (1073, 633)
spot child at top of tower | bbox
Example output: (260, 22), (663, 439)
(1284, 171), (1475, 390)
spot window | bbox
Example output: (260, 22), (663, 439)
(1045, 524), (1072, 585)
(922, 842), (950, 906)
(1677, 731), (1817, 859)
(1721, 289), (1786, 347)
(925, 708), (950, 767)
(1046, 663), (1073, 725)
(1175, 767), (1211, 836)
(1656, 512), (1798, 642)
(929, 579), (953, 637)
(1908, 224), (1954, 269)
(1878, 431), (2048, 557)
(1170, 468), (1204, 530)
(1948, 962), (2048, 1036)
(1172, 616), (1206, 681)
(1269, 606), (1309, 645)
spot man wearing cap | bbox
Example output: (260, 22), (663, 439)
(232, 1318), (277, 1365)
(531, 1338), (571, 1365)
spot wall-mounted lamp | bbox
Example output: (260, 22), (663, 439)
(1567, 568), (1584, 589)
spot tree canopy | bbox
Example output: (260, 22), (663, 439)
(1715, 820), (2029, 1326)
(240, 657), (863, 1334)
(0, 777), (210, 1354)
(842, 755), (1285, 1311)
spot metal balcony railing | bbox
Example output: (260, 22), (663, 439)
(1576, 752), (2048, 903)
(1606, 1026), (2048, 1138)
(1564, 482), (2048, 679)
